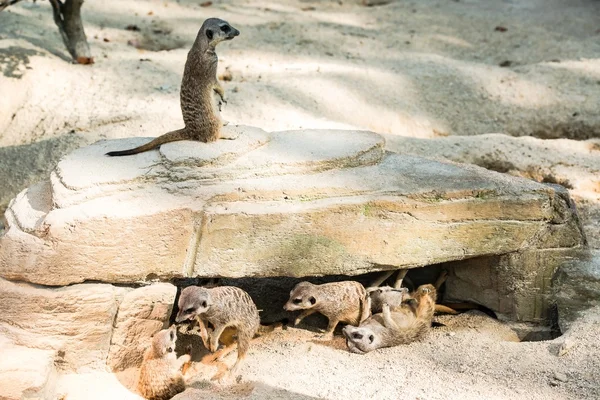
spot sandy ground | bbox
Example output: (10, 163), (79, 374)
(54, 308), (600, 400)
(1, 0), (600, 399)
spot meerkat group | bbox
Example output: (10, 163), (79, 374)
(136, 271), (449, 398)
(118, 16), (457, 399)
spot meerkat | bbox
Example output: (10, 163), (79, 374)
(106, 18), (240, 157)
(137, 325), (191, 400)
(343, 284), (437, 354)
(175, 285), (259, 377)
(283, 281), (370, 340)
(367, 286), (409, 314)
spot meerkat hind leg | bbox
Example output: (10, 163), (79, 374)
(434, 269), (449, 290)
(370, 270), (395, 287)
(393, 269), (409, 289)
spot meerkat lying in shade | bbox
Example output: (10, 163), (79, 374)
(284, 281), (371, 340)
(137, 325), (191, 400)
(343, 284), (437, 354)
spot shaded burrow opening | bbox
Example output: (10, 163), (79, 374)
(525, 120), (600, 141)
(168, 258), (561, 347)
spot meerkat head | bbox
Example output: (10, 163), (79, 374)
(175, 286), (211, 323)
(283, 281), (317, 311)
(200, 18), (240, 48)
(342, 325), (380, 354)
(151, 325), (178, 358)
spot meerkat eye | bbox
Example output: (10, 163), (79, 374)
(353, 333), (363, 340)
(167, 347), (173, 353)
(220, 25), (231, 33)
(309, 296), (316, 305)
(292, 298), (302, 305)
(184, 308), (195, 314)
(201, 301), (207, 308)
(369, 334), (374, 343)
(206, 29), (214, 40)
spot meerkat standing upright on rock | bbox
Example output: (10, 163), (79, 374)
(137, 325), (191, 400)
(175, 285), (259, 378)
(106, 18), (240, 157)
(284, 281), (371, 340)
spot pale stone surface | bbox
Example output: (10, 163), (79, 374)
(0, 128), (585, 291)
(55, 371), (143, 400)
(445, 249), (582, 322)
(554, 250), (600, 332)
(0, 338), (57, 400)
(107, 283), (177, 371)
(384, 133), (600, 249)
(0, 278), (127, 372)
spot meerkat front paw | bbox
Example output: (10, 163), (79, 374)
(180, 354), (191, 364)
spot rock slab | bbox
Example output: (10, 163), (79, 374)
(0, 127), (585, 290)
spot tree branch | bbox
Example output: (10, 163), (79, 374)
(0, 0), (25, 12)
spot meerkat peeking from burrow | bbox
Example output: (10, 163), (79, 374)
(175, 285), (260, 379)
(343, 284), (437, 354)
(137, 325), (191, 400)
(283, 281), (371, 340)
(106, 18), (240, 157)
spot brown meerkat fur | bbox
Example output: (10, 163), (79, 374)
(343, 284), (437, 354)
(175, 285), (259, 377)
(137, 325), (191, 400)
(283, 281), (371, 340)
(367, 286), (410, 314)
(106, 18), (240, 157)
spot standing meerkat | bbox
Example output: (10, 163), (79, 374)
(343, 284), (437, 354)
(137, 325), (191, 400)
(106, 18), (240, 157)
(175, 285), (259, 377)
(283, 281), (371, 340)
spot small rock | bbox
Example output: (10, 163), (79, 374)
(554, 372), (568, 383)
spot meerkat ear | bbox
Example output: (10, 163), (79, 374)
(309, 296), (316, 305)
(169, 329), (175, 341)
(206, 29), (214, 40)
(368, 334), (374, 344)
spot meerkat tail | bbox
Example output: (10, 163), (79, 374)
(434, 304), (459, 315)
(105, 128), (186, 156)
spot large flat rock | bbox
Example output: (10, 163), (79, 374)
(0, 127), (585, 286)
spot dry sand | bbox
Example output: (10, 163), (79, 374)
(1, 0), (600, 399)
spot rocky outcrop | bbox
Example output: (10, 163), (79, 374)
(0, 126), (585, 288)
(554, 251), (600, 332)
(0, 126), (590, 399)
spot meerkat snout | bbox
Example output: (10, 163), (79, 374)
(175, 286), (211, 323)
